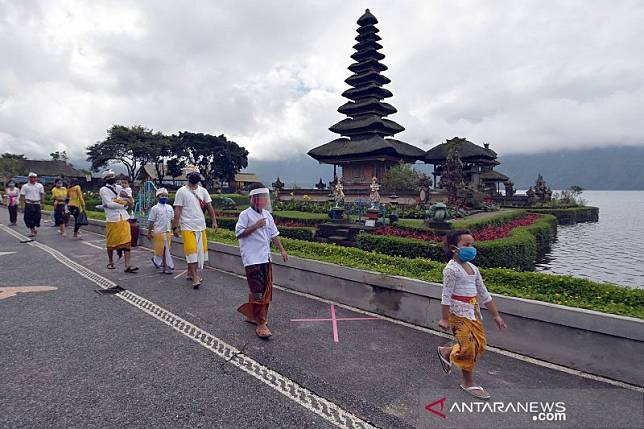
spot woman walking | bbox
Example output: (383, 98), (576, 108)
(51, 178), (68, 236)
(67, 180), (86, 238)
(4, 180), (20, 226)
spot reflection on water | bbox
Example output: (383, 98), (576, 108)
(536, 191), (644, 288)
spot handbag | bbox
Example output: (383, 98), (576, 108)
(189, 187), (207, 211)
(76, 210), (89, 227)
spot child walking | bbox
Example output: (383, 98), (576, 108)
(436, 230), (507, 400)
(235, 183), (288, 339)
(147, 188), (175, 274)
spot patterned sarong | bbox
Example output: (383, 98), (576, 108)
(238, 263), (273, 325)
(448, 305), (487, 372)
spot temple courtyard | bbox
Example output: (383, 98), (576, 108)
(1, 209), (642, 429)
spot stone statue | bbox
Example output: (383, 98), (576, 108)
(369, 176), (381, 209)
(333, 177), (345, 207)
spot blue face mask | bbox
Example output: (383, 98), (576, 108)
(457, 246), (477, 262)
(158, 197), (168, 204)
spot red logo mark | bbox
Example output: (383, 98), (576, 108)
(425, 397), (448, 419)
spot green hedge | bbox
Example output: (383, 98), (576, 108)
(358, 214), (558, 270)
(394, 209), (527, 232)
(205, 228), (644, 319)
(214, 216), (316, 241)
(218, 193), (249, 207)
(272, 210), (329, 225)
(529, 207), (599, 225)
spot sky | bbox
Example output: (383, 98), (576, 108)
(1, 0), (644, 167)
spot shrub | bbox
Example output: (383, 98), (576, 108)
(272, 210), (328, 225)
(529, 207), (599, 225)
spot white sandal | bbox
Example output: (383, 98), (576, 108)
(460, 384), (491, 400)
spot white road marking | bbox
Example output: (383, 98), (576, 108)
(0, 224), (378, 429)
(82, 241), (104, 250)
(0, 251), (16, 256)
(29, 226), (644, 393)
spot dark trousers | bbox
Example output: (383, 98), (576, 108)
(24, 203), (41, 229)
(8, 205), (18, 224)
(68, 206), (82, 234)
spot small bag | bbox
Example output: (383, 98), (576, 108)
(75, 210), (89, 227)
(189, 188), (207, 211)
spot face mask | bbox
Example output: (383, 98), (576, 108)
(106, 178), (116, 185)
(158, 197), (168, 204)
(457, 246), (477, 263)
(188, 175), (200, 185)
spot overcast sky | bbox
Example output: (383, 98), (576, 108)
(1, 0), (643, 165)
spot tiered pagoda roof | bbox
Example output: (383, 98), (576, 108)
(425, 137), (498, 164)
(308, 9), (424, 164)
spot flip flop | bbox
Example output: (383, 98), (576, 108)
(460, 385), (491, 400)
(106, 263), (116, 270)
(437, 346), (452, 374)
(244, 319), (257, 325)
(192, 282), (201, 289)
(124, 266), (139, 273)
(151, 258), (160, 269)
(162, 270), (174, 275)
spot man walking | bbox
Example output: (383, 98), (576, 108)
(19, 172), (45, 237)
(172, 166), (217, 289)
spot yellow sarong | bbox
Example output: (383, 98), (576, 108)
(106, 220), (131, 251)
(182, 230), (208, 268)
(448, 307), (487, 372)
(152, 232), (174, 270)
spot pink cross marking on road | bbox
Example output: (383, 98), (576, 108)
(290, 304), (379, 343)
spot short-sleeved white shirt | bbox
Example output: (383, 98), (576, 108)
(100, 184), (130, 222)
(173, 185), (212, 231)
(148, 203), (174, 233)
(19, 182), (45, 202)
(235, 207), (279, 267)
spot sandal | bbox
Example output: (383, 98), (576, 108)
(124, 266), (139, 273)
(460, 385), (491, 400)
(437, 346), (452, 374)
(256, 325), (272, 339)
(244, 318), (257, 325)
(151, 258), (160, 269)
(106, 263), (116, 270)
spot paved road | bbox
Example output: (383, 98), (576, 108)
(1, 208), (642, 428)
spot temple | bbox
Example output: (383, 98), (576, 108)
(425, 137), (512, 196)
(308, 9), (425, 190)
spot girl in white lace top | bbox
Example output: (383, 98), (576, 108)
(436, 230), (507, 400)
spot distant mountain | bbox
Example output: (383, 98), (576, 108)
(244, 146), (644, 191)
(498, 146), (644, 190)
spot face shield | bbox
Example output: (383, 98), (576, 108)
(249, 187), (272, 213)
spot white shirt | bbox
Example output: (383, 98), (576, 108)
(122, 186), (133, 215)
(441, 259), (492, 320)
(99, 184), (130, 222)
(235, 207), (279, 267)
(173, 185), (212, 231)
(148, 203), (174, 233)
(19, 182), (44, 202)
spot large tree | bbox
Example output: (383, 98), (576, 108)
(146, 132), (173, 186)
(173, 132), (248, 188)
(50, 150), (69, 162)
(382, 161), (431, 193)
(86, 125), (157, 182)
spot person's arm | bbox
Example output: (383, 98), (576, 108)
(173, 205), (182, 237)
(100, 188), (125, 209)
(147, 208), (157, 240)
(475, 269), (507, 330)
(271, 236), (288, 262)
(206, 202), (217, 231)
(439, 267), (456, 330)
(79, 188), (86, 210)
(40, 185), (45, 205)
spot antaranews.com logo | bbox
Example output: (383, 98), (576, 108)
(426, 397), (566, 422)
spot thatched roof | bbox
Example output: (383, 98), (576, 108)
(18, 160), (86, 177)
(480, 170), (510, 182)
(308, 136), (425, 163)
(425, 137), (497, 163)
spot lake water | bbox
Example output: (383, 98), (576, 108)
(535, 191), (644, 289)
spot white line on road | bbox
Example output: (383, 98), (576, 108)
(82, 241), (104, 250)
(0, 224), (379, 429)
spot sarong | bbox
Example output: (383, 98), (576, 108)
(448, 307), (487, 372)
(106, 219), (132, 252)
(238, 263), (273, 325)
(182, 230), (208, 269)
(53, 204), (66, 226)
(152, 232), (174, 270)
(23, 203), (41, 229)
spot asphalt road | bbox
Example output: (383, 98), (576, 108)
(1, 208), (642, 429)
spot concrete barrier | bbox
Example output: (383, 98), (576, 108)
(84, 219), (644, 386)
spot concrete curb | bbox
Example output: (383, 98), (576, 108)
(81, 219), (644, 386)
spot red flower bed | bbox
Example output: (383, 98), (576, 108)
(374, 214), (541, 242)
(275, 219), (311, 228)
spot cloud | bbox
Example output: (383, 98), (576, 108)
(1, 0), (643, 165)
